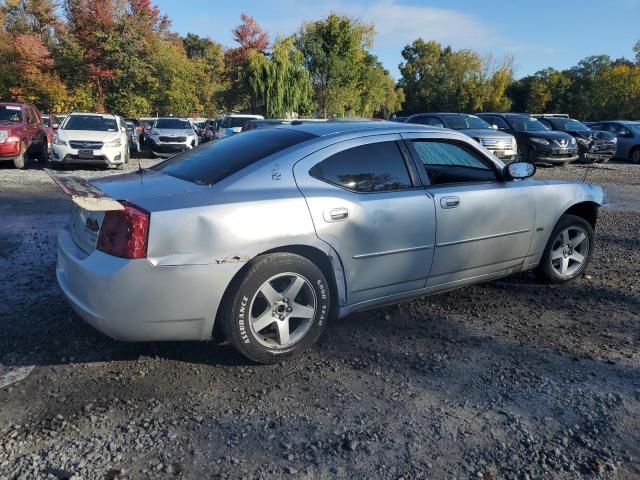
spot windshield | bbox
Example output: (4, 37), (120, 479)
(155, 118), (191, 130)
(508, 117), (549, 132)
(155, 128), (315, 185)
(222, 116), (255, 128)
(443, 115), (491, 130)
(0, 106), (23, 122)
(63, 115), (118, 131)
(628, 123), (640, 135)
(556, 118), (589, 132)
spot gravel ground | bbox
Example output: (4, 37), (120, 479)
(0, 157), (639, 480)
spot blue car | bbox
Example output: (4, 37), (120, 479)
(587, 121), (640, 163)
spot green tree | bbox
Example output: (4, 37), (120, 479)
(241, 36), (312, 118)
(399, 39), (511, 114)
(296, 13), (374, 117)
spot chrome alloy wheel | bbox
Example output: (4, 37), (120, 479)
(249, 273), (317, 349)
(550, 226), (589, 278)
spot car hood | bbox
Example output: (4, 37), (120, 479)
(58, 130), (120, 142)
(458, 128), (513, 138)
(573, 130), (616, 141)
(92, 170), (208, 203)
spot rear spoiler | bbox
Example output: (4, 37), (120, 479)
(44, 168), (124, 211)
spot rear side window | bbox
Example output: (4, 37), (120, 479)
(310, 141), (412, 192)
(156, 128), (315, 185)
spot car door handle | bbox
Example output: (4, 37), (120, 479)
(326, 208), (349, 221)
(440, 196), (460, 209)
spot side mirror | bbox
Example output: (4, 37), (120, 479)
(506, 161), (536, 180)
(491, 124), (499, 130)
(120, 126), (126, 133)
(52, 124), (59, 130)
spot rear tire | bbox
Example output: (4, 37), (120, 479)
(536, 214), (594, 283)
(220, 253), (332, 364)
(13, 141), (28, 169)
(37, 142), (48, 164)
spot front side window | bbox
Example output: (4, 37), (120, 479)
(410, 140), (497, 185)
(310, 141), (412, 192)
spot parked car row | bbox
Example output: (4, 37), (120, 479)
(402, 111), (640, 166)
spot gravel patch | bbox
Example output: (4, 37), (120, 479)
(0, 159), (638, 479)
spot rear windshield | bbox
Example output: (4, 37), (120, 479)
(63, 115), (118, 131)
(0, 106), (23, 122)
(155, 118), (191, 129)
(155, 128), (315, 185)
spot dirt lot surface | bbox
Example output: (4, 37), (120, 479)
(0, 158), (639, 480)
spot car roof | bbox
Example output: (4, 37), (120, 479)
(69, 112), (118, 118)
(277, 120), (442, 137)
(0, 102), (30, 108)
(478, 112), (530, 118)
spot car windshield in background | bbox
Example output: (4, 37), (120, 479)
(444, 115), (492, 130)
(0, 106), (23, 122)
(628, 123), (640, 135)
(42, 116), (50, 127)
(155, 118), (191, 129)
(223, 117), (255, 128)
(508, 117), (549, 132)
(155, 128), (315, 186)
(63, 115), (118, 131)
(558, 119), (590, 131)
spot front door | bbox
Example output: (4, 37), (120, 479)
(403, 134), (535, 288)
(294, 134), (436, 305)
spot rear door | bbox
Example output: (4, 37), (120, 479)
(403, 133), (535, 288)
(294, 134), (437, 305)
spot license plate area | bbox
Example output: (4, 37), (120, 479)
(70, 206), (104, 253)
(78, 149), (93, 159)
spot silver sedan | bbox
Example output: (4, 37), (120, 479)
(53, 122), (605, 363)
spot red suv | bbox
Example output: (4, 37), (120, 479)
(0, 102), (48, 168)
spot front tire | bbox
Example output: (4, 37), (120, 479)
(221, 253), (332, 364)
(537, 214), (594, 283)
(630, 147), (640, 164)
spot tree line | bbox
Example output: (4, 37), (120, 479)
(1, 0), (638, 120)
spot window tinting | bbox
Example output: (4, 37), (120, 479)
(310, 141), (412, 192)
(411, 140), (497, 185)
(486, 116), (509, 130)
(156, 128), (315, 185)
(443, 115), (491, 130)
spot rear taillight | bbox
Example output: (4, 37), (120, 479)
(97, 202), (149, 259)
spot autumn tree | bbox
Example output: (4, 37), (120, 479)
(224, 13), (269, 111)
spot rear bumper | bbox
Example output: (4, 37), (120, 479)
(56, 227), (224, 341)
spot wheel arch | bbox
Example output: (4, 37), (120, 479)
(212, 243), (346, 339)
(562, 201), (599, 229)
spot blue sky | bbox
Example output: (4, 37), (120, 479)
(154, 0), (640, 79)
